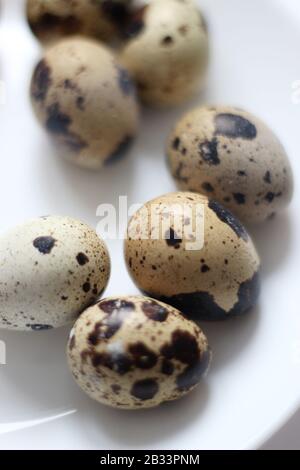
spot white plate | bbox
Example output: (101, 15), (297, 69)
(0, 0), (300, 450)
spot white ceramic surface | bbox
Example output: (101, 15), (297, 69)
(0, 0), (299, 450)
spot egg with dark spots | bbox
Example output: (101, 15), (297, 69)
(26, 0), (132, 45)
(0, 216), (110, 331)
(30, 37), (139, 170)
(120, 0), (209, 106)
(124, 192), (261, 321)
(167, 106), (294, 224)
(67, 296), (211, 409)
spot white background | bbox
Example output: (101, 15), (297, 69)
(0, 0), (300, 450)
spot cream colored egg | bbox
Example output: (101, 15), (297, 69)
(30, 37), (139, 169)
(0, 216), (110, 331)
(124, 192), (261, 321)
(67, 296), (211, 409)
(120, 0), (209, 106)
(27, 0), (132, 44)
(167, 106), (294, 224)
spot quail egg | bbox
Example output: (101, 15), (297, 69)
(27, 0), (132, 44)
(30, 37), (139, 170)
(0, 216), (110, 331)
(67, 295), (211, 409)
(124, 192), (261, 321)
(167, 106), (294, 224)
(120, 0), (209, 106)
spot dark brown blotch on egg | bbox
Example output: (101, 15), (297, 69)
(214, 113), (257, 140)
(31, 59), (52, 102)
(199, 138), (220, 165)
(33, 236), (56, 254)
(131, 378), (159, 401)
(100, 299), (135, 314)
(129, 342), (158, 369)
(123, 5), (148, 39)
(142, 300), (169, 322)
(165, 228), (182, 249)
(76, 252), (89, 266)
(29, 13), (82, 39)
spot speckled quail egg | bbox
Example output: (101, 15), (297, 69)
(124, 192), (261, 321)
(0, 216), (110, 331)
(167, 106), (294, 224)
(67, 295), (211, 409)
(27, 0), (132, 44)
(30, 37), (139, 170)
(120, 0), (209, 106)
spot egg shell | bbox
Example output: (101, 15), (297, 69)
(27, 0), (132, 44)
(67, 295), (211, 409)
(30, 37), (139, 169)
(124, 192), (261, 321)
(120, 0), (209, 106)
(0, 216), (110, 331)
(167, 106), (294, 224)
